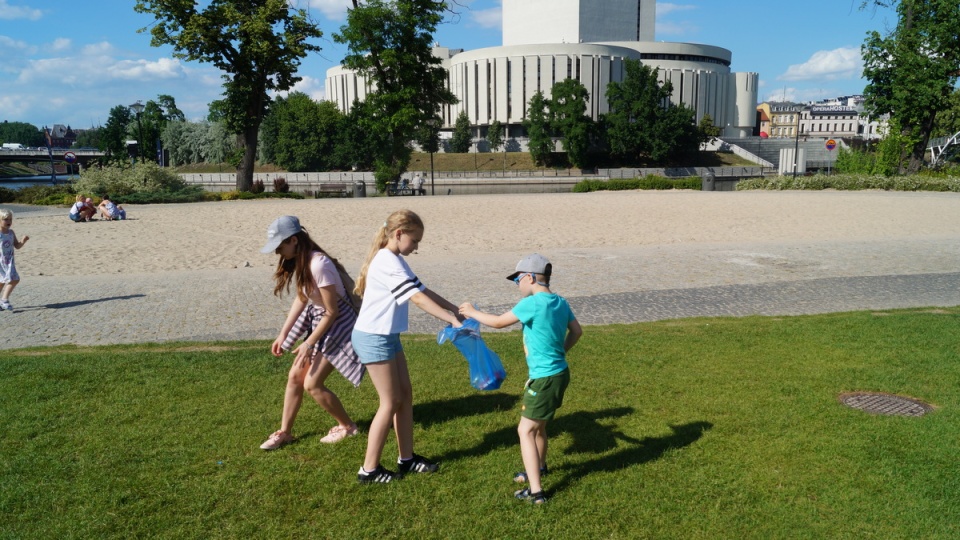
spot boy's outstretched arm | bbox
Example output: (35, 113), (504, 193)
(565, 319), (583, 352)
(459, 303), (519, 329)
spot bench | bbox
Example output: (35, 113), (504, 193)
(314, 183), (350, 198)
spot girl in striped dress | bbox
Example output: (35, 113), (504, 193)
(258, 216), (364, 450)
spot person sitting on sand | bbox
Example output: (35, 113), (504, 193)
(69, 195), (96, 222)
(98, 196), (126, 221)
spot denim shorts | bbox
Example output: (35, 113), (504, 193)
(351, 329), (403, 364)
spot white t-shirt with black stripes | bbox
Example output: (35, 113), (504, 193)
(354, 248), (425, 335)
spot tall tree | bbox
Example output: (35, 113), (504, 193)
(603, 59), (700, 163)
(334, 0), (458, 192)
(262, 92), (345, 171)
(101, 105), (134, 165)
(524, 91), (553, 166)
(135, 0), (322, 190)
(450, 111), (473, 153)
(860, 0), (960, 173)
(0, 121), (42, 147)
(486, 119), (505, 170)
(549, 79), (593, 168)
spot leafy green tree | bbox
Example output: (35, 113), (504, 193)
(549, 79), (592, 168)
(0, 121), (43, 147)
(486, 120), (504, 153)
(698, 113), (721, 147)
(524, 91), (553, 166)
(262, 92), (345, 171)
(135, 0), (322, 190)
(861, 0), (960, 173)
(450, 111), (473, 153)
(73, 127), (103, 149)
(604, 59), (700, 163)
(333, 100), (389, 171)
(933, 88), (960, 138)
(101, 105), (134, 165)
(334, 0), (458, 192)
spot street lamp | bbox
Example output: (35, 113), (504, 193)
(426, 117), (439, 196)
(129, 100), (145, 164)
(793, 107), (802, 179)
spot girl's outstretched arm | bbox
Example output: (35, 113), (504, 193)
(14, 233), (28, 249)
(411, 289), (462, 327)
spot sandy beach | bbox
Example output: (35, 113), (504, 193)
(3, 190), (960, 348)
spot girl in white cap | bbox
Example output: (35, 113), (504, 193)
(259, 215), (364, 450)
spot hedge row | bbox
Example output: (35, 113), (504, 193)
(573, 175), (701, 192)
(735, 174), (960, 192)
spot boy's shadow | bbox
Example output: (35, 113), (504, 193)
(436, 406), (659, 463)
(548, 420), (713, 495)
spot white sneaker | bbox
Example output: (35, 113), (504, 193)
(259, 430), (293, 450)
(0, 301), (11, 312)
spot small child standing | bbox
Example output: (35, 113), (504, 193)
(0, 209), (29, 312)
(460, 253), (582, 504)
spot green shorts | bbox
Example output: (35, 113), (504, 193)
(521, 368), (570, 421)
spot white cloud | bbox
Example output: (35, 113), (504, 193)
(470, 6), (501, 29)
(275, 75), (326, 101)
(299, 0), (351, 21)
(778, 47), (862, 82)
(108, 58), (185, 81)
(656, 3), (697, 36)
(49, 38), (71, 52)
(0, 0), (42, 20)
(657, 3), (695, 17)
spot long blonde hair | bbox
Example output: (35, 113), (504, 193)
(354, 209), (424, 298)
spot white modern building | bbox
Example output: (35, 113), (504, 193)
(326, 0), (758, 139)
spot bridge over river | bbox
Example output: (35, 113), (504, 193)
(0, 148), (105, 169)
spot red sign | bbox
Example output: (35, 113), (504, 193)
(825, 139), (837, 151)
(64, 151), (77, 163)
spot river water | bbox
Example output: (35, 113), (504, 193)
(0, 175), (75, 190)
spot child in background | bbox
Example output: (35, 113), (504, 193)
(460, 253), (582, 504)
(259, 216), (363, 450)
(0, 209), (29, 312)
(98, 195), (126, 220)
(351, 209), (463, 483)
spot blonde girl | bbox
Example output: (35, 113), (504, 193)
(351, 210), (462, 483)
(0, 208), (28, 312)
(259, 216), (363, 450)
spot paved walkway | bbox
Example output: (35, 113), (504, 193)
(1, 202), (958, 349)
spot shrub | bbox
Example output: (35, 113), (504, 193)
(7, 184), (76, 205)
(73, 162), (187, 198)
(0, 187), (16, 203)
(573, 175), (701, 192)
(251, 179), (265, 194)
(735, 173), (960, 192)
(272, 176), (289, 193)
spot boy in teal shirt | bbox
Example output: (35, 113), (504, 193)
(460, 253), (582, 504)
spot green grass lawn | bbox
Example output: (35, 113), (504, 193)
(2, 308), (959, 539)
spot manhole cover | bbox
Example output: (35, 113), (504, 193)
(839, 392), (933, 417)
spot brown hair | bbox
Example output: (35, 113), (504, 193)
(272, 227), (354, 306)
(353, 210), (424, 298)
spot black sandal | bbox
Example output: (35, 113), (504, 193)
(514, 487), (547, 504)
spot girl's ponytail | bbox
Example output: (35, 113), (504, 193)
(354, 210), (425, 298)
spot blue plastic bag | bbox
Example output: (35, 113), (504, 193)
(437, 318), (506, 391)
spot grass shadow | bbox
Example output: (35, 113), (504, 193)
(413, 392), (520, 429)
(550, 420), (713, 495)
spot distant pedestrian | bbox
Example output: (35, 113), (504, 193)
(415, 172), (425, 195)
(0, 208), (29, 312)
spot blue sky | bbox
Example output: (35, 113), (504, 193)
(0, 0), (898, 130)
